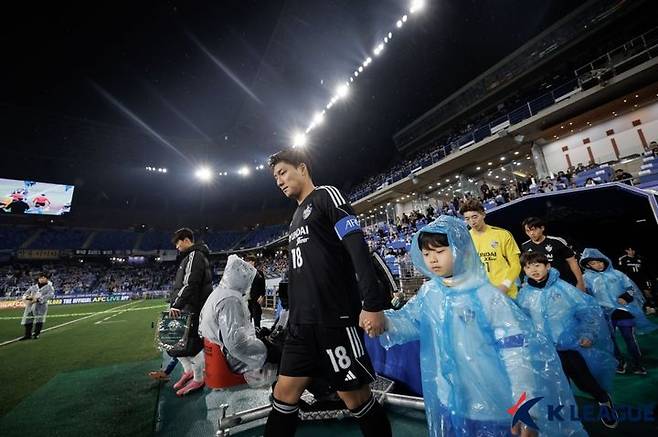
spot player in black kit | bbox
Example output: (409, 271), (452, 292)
(264, 149), (392, 437)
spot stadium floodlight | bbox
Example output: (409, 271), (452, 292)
(162, 168), (167, 173)
(358, 66), (363, 73)
(292, 131), (307, 148)
(396, 20), (403, 28)
(350, 77), (354, 82)
(366, 57), (372, 64)
(335, 83), (349, 99)
(374, 43), (385, 56)
(402, 14), (408, 22)
(195, 166), (213, 182)
(410, 0), (425, 14)
(313, 111), (324, 125)
(388, 32), (393, 39)
(384, 37), (389, 43)
(238, 166), (251, 176)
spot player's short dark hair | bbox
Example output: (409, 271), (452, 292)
(520, 251), (549, 266)
(172, 228), (194, 244)
(268, 149), (312, 177)
(245, 255), (257, 263)
(459, 199), (484, 215)
(37, 271), (50, 279)
(418, 232), (449, 250)
(522, 217), (545, 229)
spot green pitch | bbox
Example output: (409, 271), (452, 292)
(0, 299), (167, 436)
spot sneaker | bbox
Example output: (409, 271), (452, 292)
(598, 394), (619, 429)
(172, 371), (193, 390)
(32, 334), (39, 340)
(615, 360), (626, 374)
(176, 379), (204, 396)
(632, 365), (648, 375)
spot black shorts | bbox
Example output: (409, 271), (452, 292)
(279, 324), (376, 392)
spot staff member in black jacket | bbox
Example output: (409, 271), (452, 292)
(168, 228), (213, 396)
(246, 255), (266, 328)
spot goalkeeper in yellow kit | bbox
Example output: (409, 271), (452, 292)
(460, 199), (522, 298)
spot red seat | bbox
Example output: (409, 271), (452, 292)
(203, 338), (247, 388)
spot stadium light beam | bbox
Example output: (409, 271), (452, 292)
(292, 132), (307, 148)
(238, 166), (251, 176)
(313, 111), (325, 125)
(410, 0), (425, 14)
(336, 83), (349, 99)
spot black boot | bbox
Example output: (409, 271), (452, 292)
(33, 322), (43, 339)
(20, 323), (33, 340)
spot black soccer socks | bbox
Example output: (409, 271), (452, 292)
(263, 396), (299, 437)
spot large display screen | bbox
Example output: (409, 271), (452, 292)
(1, 178), (74, 216)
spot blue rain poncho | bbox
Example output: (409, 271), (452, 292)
(580, 248), (657, 334)
(517, 268), (616, 392)
(379, 215), (585, 437)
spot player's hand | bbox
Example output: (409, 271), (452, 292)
(496, 284), (509, 294)
(511, 422), (538, 437)
(579, 338), (592, 348)
(576, 281), (586, 292)
(168, 308), (181, 318)
(360, 310), (386, 337)
(617, 298), (627, 305)
(257, 296), (265, 306)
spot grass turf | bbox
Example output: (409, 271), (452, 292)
(0, 299), (167, 426)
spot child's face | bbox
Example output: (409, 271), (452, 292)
(421, 244), (453, 277)
(587, 260), (606, 271)
(523, 262), (550, 281)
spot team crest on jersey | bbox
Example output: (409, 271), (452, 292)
(303, 203), (313, 220)
(545, 245), (553, 252)
(491, 240), (499, 249)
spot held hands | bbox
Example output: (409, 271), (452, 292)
(511, 422), (538, 437)
(168, 308), (181, 318)
(359, 310), (386, 338)
(496, 284), (510, 294)
(257, 296), (265, 306)
(579, 338), (592, 348)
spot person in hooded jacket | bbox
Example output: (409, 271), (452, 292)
(580, 248), (657, 376)
(371, 215), (586, 437)
(20, 272), (55, 340)
(199, 254), (278, 388)
(517, 252), (617, 429)
(168, 228), (213, 396)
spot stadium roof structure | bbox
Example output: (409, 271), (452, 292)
(486, 182), (658, 261)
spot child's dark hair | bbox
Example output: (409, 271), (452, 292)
(520, 251), (549, 267)
(458, 199), (484, 215)
(418, 232), (449, 250)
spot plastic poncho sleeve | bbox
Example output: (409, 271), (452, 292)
(217, 296), (267, 371)
(172, 251), (206, 310)
(36, 283), (55, 303)
(23, 285), (38, 300)
(618, 271), (645, 307)
(379, 287), (423, 349)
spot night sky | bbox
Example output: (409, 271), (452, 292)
(1, 0), (577, 228)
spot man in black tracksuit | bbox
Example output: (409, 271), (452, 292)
(246, 256), (266, 328)
(168, 228), (213, 395)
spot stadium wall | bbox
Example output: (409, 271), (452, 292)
(542, 101), (658, 174)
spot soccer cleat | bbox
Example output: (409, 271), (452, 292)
(598, 394), (618, 429)
(631, 365), (647, 376)
(32, 334), (39, 339)
(615, 360), (626, 374)
(172, 371), (193, 390)
(176, 379), (204, 396)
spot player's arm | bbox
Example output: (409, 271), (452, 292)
(320, 188), (390, 313)
(499, 232), (521, 293)
(559, 240), (585, 291)
(171, 252), (204, 311)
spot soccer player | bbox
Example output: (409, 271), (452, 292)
(32, 193), (51, 208)
(521, 217), (585, 291)
(265, 149), (392, 437)
(460, 199), (521, 298)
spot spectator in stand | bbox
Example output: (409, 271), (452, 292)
(613, 168), (633, 184)
(585, 177), (597, 187)
(649, 141), (658, 156)
(521, 217), (585, 291)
